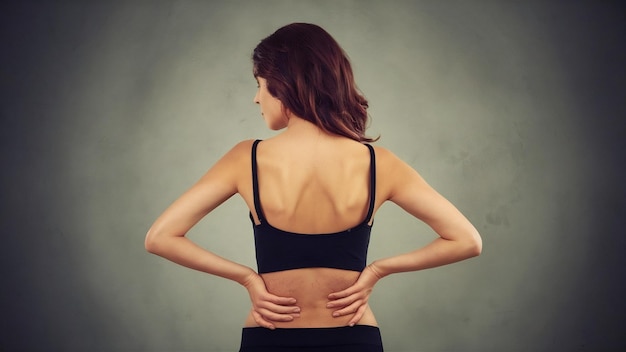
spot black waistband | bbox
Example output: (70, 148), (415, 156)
(240, 325), (383, 348)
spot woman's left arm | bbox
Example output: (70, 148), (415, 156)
(145, 141), (250, 281)
(145, 141), (300, 328)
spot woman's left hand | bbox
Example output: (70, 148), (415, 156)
(326, 265), (382, 326)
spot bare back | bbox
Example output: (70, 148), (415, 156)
(239, 134), (379, 328)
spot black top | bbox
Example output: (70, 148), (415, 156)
(250, 139), (376, 274)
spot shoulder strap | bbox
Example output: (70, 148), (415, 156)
(251, 139), (266, 223)
(364, 144), (376, 223)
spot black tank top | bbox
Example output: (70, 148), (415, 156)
(250, 139), (376, 274)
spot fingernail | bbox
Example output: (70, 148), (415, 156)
(326, 303), (332, 308)
(349, 323), (355, 327)
(332, 312), (339, 317)
(294, 308), (300, 313)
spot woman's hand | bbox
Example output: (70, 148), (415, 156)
(326, 264), (382, 326)
(243, 273), (300, 329)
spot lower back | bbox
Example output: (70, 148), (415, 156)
(244, 268), (377, 328)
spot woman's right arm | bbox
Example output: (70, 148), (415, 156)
(327, 146), (482, 324)
(370, 146), (482, 275)
(145, 140), (300, 329)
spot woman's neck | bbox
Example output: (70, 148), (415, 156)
(284, 116), (337, 140)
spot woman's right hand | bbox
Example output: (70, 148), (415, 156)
(243, 272), (300, 329)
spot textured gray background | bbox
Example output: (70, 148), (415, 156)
(1, 1), (624, 351)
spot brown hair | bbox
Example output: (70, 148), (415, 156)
(252, 23), (378, 142)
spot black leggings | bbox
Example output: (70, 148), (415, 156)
(239, 325), (384, 352)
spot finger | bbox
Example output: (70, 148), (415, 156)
(252, 310), (275, 330)
(258, 301), (301, 315)
(326, 293), (360, 308)
(264, 293), (297, 306)
(257, 308), (300, 322)
(347, 304), (368, 327)
(327, 287), (356, 300)
(331, 299), (363, 317)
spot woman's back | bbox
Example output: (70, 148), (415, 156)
(146, 22), (480, 351)
(241, 129), (379, 327)
(250, 133), (374, 233)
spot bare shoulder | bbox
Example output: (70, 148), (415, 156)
(223, 138), (257, 167)
(370, 144), (419, 177)
(194, 139), (256, 193)
(212, 139), (256, 169)
(370, 145), (429, 203)
(226, 139), (256, 158)
(370, 145), (400, 165)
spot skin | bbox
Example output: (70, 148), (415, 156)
(145, 77), (482, 329)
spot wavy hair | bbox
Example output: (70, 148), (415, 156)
(252, 23), (378, 142)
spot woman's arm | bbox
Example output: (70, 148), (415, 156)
(145, 140), (300, 329)
(327, 146), (482, 324)
(370, 147), (482, 275)
(145, 141), (250, 279)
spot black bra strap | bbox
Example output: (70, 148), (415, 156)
(364, 144), (376, 223)
(251, 139), (266, 223)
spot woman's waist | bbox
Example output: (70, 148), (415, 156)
(261, 267), (360, 301)
(244, 268), (377, 328)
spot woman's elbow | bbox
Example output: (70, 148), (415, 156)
(144, 228), (162, 254)
(467, 229), (482, 257)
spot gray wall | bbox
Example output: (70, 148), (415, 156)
(2, 1), (624, 351)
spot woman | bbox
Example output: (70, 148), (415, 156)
(145, 23), (482, 352)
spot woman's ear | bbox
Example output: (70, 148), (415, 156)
(281, 105), (292, 123)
